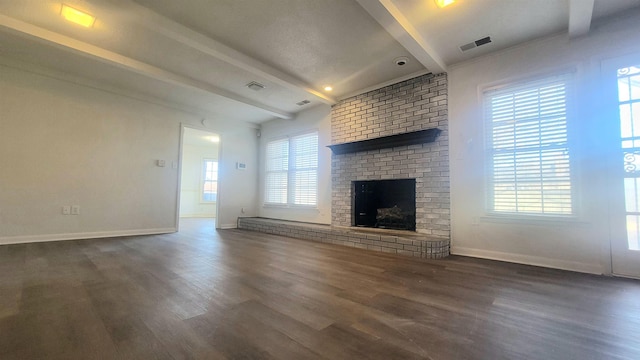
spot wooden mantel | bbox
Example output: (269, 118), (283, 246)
(327, 128), (441, 155)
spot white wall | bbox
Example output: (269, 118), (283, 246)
(179, 142), (218, 218)
(258, 104), (332, 224)
(0, 62), (259, 243)
(448, 10), (640, 274)
(216, 126), (260, 229)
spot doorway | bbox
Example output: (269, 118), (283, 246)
(179, 127), (220, 227)
(606, 55), (640, 278)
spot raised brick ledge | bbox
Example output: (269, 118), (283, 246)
(237, 217), (449, 259)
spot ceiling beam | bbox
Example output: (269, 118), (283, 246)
(356, 0), (446, 74)
(0, 14), (294, 120)
(568, 0), (595, 38)
(118, 0), (336, 105)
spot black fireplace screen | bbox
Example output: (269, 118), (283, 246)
(352, 179), (416, 231)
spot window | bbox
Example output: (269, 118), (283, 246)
(265, 132), (318, 206)
(484, 73), (573, 216)
(265, 138), (289, 204)
(202, 159), (218, 202)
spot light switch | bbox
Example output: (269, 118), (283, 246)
(62, 206), (71, 215)
(71, 205), (80, 215)
(157, 160), (166, 167)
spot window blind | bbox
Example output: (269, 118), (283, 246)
(290, 132), (318, 206)
(484, 74), (573, 215)
(264, 132), (318, 206)
(265, 138), (289, 204)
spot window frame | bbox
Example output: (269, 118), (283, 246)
(264, 131), (319, 208)
(200, 158), (218, 204)
(482, 71), (577, 219)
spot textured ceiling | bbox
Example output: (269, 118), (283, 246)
(1, 0), (639, 126)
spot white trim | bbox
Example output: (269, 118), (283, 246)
(452, 246), (605, 275)
(0, 228), (177, 246)
(479, 215), (587, 225)
(181, 124), (222, 230)
(219, 223), (237, 229)
(176, 125), (185, 232)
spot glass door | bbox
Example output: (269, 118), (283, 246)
(611, 60), (640, 278)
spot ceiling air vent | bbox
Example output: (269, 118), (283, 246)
(459, 36), (492, 52)
(475, 36), (492, 46)
(296, 100), (311, 106)
(246, 81), (266, 91)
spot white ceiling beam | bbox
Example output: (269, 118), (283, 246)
(118, 0), (336, 105)
(0, 14), (294, 120)
(356, 0), (446, 74)
(568, 0), (595, 38)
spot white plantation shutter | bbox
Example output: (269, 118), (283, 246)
(290, 132), (318, 205)
(264, 132), (318, 206)
(265, 138), (289, 204)
(484, 73), (573, 215)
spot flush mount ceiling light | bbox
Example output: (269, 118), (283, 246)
(246, 81), (266, 91)
(435, 0), (455, 8)
(324, 86), (333, 91)
(60, 4), (96, 27)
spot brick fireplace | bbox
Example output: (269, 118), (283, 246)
(239, 73), (450, 259)
(330, 73), (450, 239)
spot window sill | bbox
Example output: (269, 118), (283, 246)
(263, 204), (319, 211)
(480, 213), (589, 226)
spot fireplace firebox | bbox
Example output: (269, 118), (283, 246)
(352, 179), (416, 231)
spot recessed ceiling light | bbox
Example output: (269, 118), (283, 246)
(60, 4), (96, 27)
(324, 86), (333, 91)
(394, 56), (409, 66)
(435, 0), (455, 8)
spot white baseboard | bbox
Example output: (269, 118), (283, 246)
(452, 246), (605, 275)
(219, 223), (237, 229)
(0, 228), (177, 246)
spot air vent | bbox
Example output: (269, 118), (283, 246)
(475, 36), (492, 46)
(296, 100), (311, 106)
(246, 81), (266, 91)
(459, 36), (492, 52)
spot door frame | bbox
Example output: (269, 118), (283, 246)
(602, 53), (640, 278)
(176, 123), (222, 231)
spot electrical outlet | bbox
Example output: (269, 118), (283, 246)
(62, 206), (71, 215)
(241, 207), (245, 214)
(71, 205), (80, 215)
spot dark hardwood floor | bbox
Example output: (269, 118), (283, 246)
(1, 218), (639, 359)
